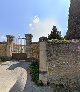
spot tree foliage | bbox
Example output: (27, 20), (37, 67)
(48, 26), (62, 40)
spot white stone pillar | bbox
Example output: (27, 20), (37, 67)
(39, 37), (48, 85)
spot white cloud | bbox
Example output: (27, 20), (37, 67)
(29, 16), (63, 42)
(0, 35), (7, 42)
(29, 24), (32, 27)
(33, 16), (40, 24)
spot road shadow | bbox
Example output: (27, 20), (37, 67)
(7, 61), (31, 71)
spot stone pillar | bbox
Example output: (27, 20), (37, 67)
(39, 37), (48, 85)
(25, 34), (33, 58)
(6, 35), (14, 57)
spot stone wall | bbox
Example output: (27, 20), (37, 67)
(39, 39), (80, 87)
(31, 42), (39, 59)
(47, 40), (80, 86)
(0, 42), (7, 56)
(0, 34), (39, 59)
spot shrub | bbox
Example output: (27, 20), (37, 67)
(48, 39), (70, 44)
(30, 61), (44, 86)
(30, 61), (39, 81)
(37, 80), (44, 86)
(0, 56), (11, 62)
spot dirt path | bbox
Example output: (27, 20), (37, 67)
(0, 61), (27, 92)
(0, 61), (71, 92)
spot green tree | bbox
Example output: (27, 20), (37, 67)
(48, 26), (62, 40)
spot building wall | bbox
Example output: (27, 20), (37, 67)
(39, 40), (80, 87)
(31, 42), (39, 59)
(0, 43), (7, 56)
(0, 41), (39, 59)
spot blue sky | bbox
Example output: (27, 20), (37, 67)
(0, 0), (70, 42)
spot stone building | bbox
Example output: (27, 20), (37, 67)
(0, 34), (39, 60)
(1, 34), (80, 87)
